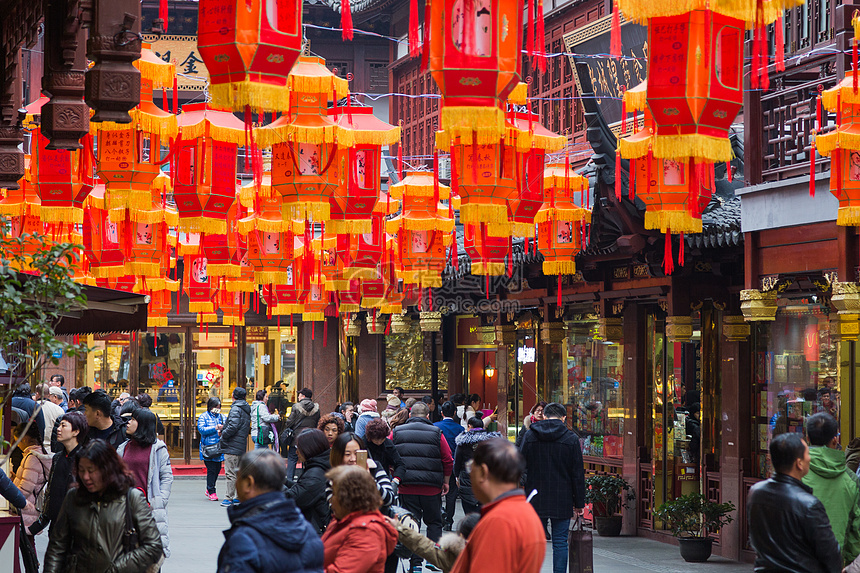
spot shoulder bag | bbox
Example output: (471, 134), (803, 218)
(255, 406), (273, 447)
(202, 413), (224, 458)
(123, 489), (164, 573)
(568, 515), (593, 573)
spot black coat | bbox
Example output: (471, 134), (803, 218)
(284, 399), (320, 432)
(393, 417), (445, 488)
(29, 445), (82, 535)
(454, 429), (503, 508)
(286, 451), (331, 534)
(747, 473), (842, 573)
(87, 415), (127, 450)
(520, 419), (586, 519)
(220, 400), (251, 456)
(366, 438), (406, 482)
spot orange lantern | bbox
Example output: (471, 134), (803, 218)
(82, 185), (126, 278)
(96, 46), (177, 215)
(174, 104), (245, 234)
(464, 223), (511, 276)
(329, 105), (400, 235)
(145, 280), (180, 328)
(536, 164), (591, 275)
(197, 0), (302, 112)
(340, 190), (399, 281)
(816, 77), (860, 225)
(255, 57), (351, 227)
(201, 198), (244, 279)
(184, 253), (217, 316)
(218, 290), (249, 326)
(428, 0), (524, 143)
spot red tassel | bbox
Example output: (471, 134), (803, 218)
(397, 125), (404, 180)
(854, 39), (858, 94)
(621, 98), (627, 135)
(433, 150), (440, 204)
(679, 233), (685, 267)
(409, 0), (421, 59)
(527, 0), (535, 64)
(162, 89), (168, 113)
(557, 274), (562, 307)
(810, 139), (817, 197)
(507, 237), (513, 278)
(159, 0), (168, 32)
(758, 24), (769, 91)
(536, 0), (546, 73)
(610, 0), (622, 58)
(629, 157), (636, 200)
(420, 1), (431, 73)
(173, 76), (178, 115)
(614, 148), (622, 201)
(836, 147), (842, 199)
(750, 26), (760, 90)
(341, 0), (354, 40)
(385, 314), (392, 335)
(663, 230), (674, 275)
(453, 231), (459, 271)
(726, 160), (732, 182)
(817, 95), (823, 131)
(775, 16), (785, 72)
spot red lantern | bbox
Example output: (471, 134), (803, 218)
(197, 0), (303, 112)
(146, 280), (179, 328)
(340, 191), (398, 281)
(536, 164), (591, 275)
(184, 253), (217, 316)
(817, 77), (860, 225)
(83, 185), (126, 278)
(218, 290), (249, 326)
(174, 104), (244, 234)
(464, 223), (510, 276)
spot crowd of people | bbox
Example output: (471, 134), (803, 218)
(0, 378), (591, 573)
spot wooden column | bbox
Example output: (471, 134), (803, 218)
(356, 332), (383, 403)
(128, 331), (139, 395)
(622, 304), (647, 535)
(300, 318), (339, 413)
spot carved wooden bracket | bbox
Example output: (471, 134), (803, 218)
(86, 3), (141, 123)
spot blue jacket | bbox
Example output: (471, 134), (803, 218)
(0, 468), (26, 509)
(435, 418), (465, 461)
(217, 491), (323, 573)
(198, 410), (225, 462)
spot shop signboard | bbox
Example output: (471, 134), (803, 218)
(142, 34), (210, 91)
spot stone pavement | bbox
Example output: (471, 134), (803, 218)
(33, 478), (754, 572)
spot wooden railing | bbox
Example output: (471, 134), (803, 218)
(639, 462), (654, 529)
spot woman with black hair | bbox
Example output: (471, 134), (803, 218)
(118, 408), (173, 560)
(286, 428), (332, 534)
(328, 432), (396, 508)
(197, 397), (225, 501)
(29, 411), (88, 536)
(43, 439), (163, 573)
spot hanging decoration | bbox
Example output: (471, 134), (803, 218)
(817, 76), (860, 225)
(535, 163), (591, 275)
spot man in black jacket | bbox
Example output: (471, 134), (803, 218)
(520, 402), (585, 573)
(748, 432), (841, 573)
(393, 402), (453, 573)
(82, 390), (126, 449)
(282, 387), (320, 481)
(220, 387), (252, 507)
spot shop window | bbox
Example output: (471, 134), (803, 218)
(386, 319), (448, 392)
(752, 301), (837, 478)
(566, 321), (624, 458)
(88, 334), (131, 396)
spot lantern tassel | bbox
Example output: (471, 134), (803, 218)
(536, 0), (546, 73)
(409, 0), (421, 59)
(810, 137), (817, 197)
(775, 16), (785, 72)
(663, 230), (674, 275)
(679, 233), (685, 267)
(527, 0), (535, 64)
(341, 0), (354, 41)
(162, 89), (168, 113)
(854, 38), (858, 94)
(420, 1), (431, 72)
(726, 160), (732, 182)
(173, 75), (178, 115)
(557, 274), (562, 308)
(629, 157), (636, 200)
(836, 147), (843, 199)
(610, 0), (622, 58)
(159, 0), (168, 32)
(614, 148), (622, 201)
(385, 314), (392, 335)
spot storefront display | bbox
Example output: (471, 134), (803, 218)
(751, 301), (837, 478)
(385, 318), (448, 392)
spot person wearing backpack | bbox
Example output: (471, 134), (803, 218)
(282, 388), (320, 481)
(13, 421), (53, 532)
(251, 390), (280, 450)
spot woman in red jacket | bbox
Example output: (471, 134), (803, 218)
(322, 465), (397, 573)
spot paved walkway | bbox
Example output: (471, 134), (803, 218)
(34, 478), (753, 572)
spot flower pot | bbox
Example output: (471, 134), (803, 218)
(593, 515), (623, 537)
(678, 537), (713, 562)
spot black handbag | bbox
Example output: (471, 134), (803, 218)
(123, 489), (163, 573)
(568, 515), (594, 573)
(18, 515), (39, 573)
(280, 426), (295, 447)
(202, 441), (222, 459)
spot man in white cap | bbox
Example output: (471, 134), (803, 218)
(39, 384), (66, 449)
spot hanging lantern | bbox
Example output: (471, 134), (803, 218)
(174, 103), (245, 234)
(82, 184), (127, 278)
(197, 0), (303, 112)
(146, 280), (179, 328)
(218, 290), (249, 326)
(428, 0), (524, 143)
(387, 171), (454, 287)
(329, 104), (400, 235)
(340, 190), (398, 281)
(24, 97), (89, 224)
(464, 223), (511, 276)
(201, 198), (244, 279)
(242, 201), (295, 285)
(535, 163), (590, 275)
(255, 56), (351, 227)
(184, 253), (217, 317)
(816, 77), (860, 225)
(96, 46), (178, 215)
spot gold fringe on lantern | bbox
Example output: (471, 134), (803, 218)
(181, 121), (246, 146)
(206, 264), (241, 278)
(289, 74), (349, 99)
(92, 110), (178, 138)
(624, 84), (648, 112)
(147, 316), (169, 327)
(326, 218), (373, 235)
(302, 312), (325, 322)
(238, 182), (274, 205)
(485, 221), (513, 237)
(470, 261), (506, 276)
(126, 261), (161, 276)
(390, 181), (452, 199)
(178, 216), (228, 235)
(837, 206), (860, 226)
(442, 233), (454, 246)
(618, 136), (652, 160)
(237, 217), (287, 234)
(543, 259), (578, 275)
(440, 107), (506, 139)
(616, 0), (801, 27)
(459, 203), (510, 226)
(209, 81), (292, 114)
(106, 189), (153, 212)
(127, 208), (173, 224)
(339, 304), (361, 313)
(508, 83), (529, 105)
(652, 134), (734, 162)
(403, 217), (455, 233)
(91, 264), (129, 279)
(225, 279), (256, 292)
(535, 208), (591, 224)
(342, 267), (379, 281)
(255, 124), (354, 148)
(221, 315), (246, 326)
(178, 242), (200, 256)
(284, 201), (331, 222)
(815, 132), (860, 157)
(509, 129), (567, 153)
(327, 278), (349, 290)
(135, 57), (176, 89)
(255, 270), (294, 285)
(380, 304), (402, 314)
(188, 301), (215, 313)
(146, 278), (180, 292)
(39, 206), (83, 224)
(351, 125), (401, 146)
(511, 221), (536, 237)
(198, 313), (219, 324)
(643, 210), (703, 234)
(273, 303), (302, 315)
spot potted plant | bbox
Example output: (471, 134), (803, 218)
(654, 493), (736, 562)
(584, 474), (634, 536)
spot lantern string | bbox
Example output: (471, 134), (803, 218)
(409, 0), (421, 59)
(341, 0), (354, 41)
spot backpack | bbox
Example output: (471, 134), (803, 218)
(255, 405), (273, 447)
